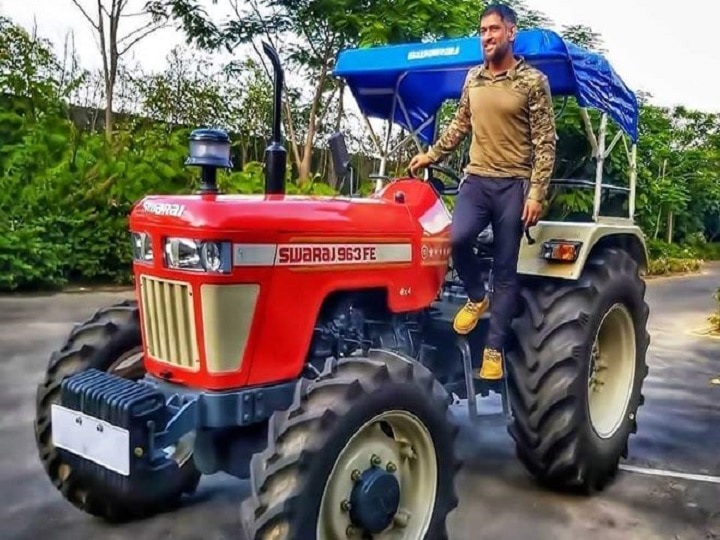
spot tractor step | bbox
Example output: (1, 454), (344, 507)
(456, 336), (512, 426)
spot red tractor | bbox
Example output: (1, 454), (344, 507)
(35, 31), (649, 539)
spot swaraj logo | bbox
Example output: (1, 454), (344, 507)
(276, 244), (378, 266)
(142, 201), (186, 217)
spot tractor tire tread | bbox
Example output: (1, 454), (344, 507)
(506, 247), (650, 493)
(34, 299), (200, 523)
(241, 349), (460, 540)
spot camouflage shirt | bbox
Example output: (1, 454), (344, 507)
(427, 58), (556, 202)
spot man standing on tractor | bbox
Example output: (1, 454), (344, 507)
(409, 4), (557, 381)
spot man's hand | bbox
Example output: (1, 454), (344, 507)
(522, 199), (542, 228)
(408, 153), (433, 177)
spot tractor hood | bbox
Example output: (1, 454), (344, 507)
(129, 193), (417, 236)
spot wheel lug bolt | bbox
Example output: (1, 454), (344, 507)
(346, 524), (358, 536)
(386, 462), (397, 472)
(351, 469), (361, 482)
(341, 500), (351, 512)
(371, 454), (382, 466)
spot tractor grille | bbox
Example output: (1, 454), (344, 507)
(139, 275), (200, 371)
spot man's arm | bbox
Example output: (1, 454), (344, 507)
(426, 71), (474, 162)
(527, 73), (557, 202)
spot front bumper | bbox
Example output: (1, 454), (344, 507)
(51, 368), (295, 491)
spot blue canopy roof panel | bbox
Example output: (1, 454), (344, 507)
(333, 28), (639, 144)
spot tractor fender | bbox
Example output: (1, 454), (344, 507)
(517, 219), (648, 280)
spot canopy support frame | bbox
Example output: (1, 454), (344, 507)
(580, 109), (637, 222)
(363, 97), (638, 223)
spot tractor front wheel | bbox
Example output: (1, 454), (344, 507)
(507, 247), (650, 493)
(240, 349), (461, 540)
(34, 299), (201, 522)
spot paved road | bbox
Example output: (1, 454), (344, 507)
(2, 266), (720, 540)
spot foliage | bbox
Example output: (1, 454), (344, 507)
(146, 0), (485, 182)
(646, 239), (699, 260)
(0, 7), (719, 292)
(647, 257), (703, 277)
(134, 46), (276, 166)
(644, 238), (720, 278)
(0, 15), (329, 291)
(68, 0), (171, 140)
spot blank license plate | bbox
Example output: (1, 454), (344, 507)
(51, 404), (130, 476)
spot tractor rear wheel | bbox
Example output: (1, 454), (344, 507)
(507, 247), (650, 493)
(240, 349), (461, 540)
(34, 299), (201, 522)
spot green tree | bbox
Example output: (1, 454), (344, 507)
(145, 0), (483, 182)
(561, 23), (606, 53)
(69, 0), (170, 140)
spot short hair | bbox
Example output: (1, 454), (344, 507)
(480, 4), (518, 25)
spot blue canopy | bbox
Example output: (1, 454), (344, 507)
(333, 28), (639, 144)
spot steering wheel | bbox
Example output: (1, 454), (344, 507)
(408, 164), (462, 195)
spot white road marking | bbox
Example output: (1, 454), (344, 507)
(619, 464), (720, 484)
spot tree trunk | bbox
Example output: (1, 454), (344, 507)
(297, 42), (335, 184)
(104, 91), (114, 141)
(653, 207), (662, 240)
(97, 0), (111, 140)
(71, 0), (163, 142)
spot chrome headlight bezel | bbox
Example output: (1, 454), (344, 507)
(164, 237), (232, 273)
(131, 231), (153, 264)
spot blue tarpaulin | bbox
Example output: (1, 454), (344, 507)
(333, 28), (639, 144)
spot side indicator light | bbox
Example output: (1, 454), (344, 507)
(541, 240), (582, 262)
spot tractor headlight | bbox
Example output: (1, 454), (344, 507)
(164, 238), (232, 273)
(131, 232), (153, 263)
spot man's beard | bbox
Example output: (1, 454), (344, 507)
(485, 42), (509, 62)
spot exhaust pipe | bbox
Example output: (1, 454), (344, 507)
(262, 41), (286, 195)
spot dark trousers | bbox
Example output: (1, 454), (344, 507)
(450, 175), (528, 350)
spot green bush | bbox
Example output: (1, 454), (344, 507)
(643, 238), (720, 278)
(0, 16), (338, 292)
(645, 239), (699, 260)
(647, 256), (703, 276)
(644, 239), (707, 276)
(0, 127), (338, 292)
(693, 242), (720, 261)
(2, 14), (720, 293)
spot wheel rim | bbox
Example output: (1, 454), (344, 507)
(317, 410), (438, 539)
(588, 303), (637, 439)
(108, 347), (194, 467)
(108, 347), (146, 380)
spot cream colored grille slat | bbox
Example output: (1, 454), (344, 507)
(200, 284), (259, 374)
(140, 278), (159, 358)
(173, 284), (190, 366)
(140, 275), (199, 372)
(154, 279), (168, 360)
(163, 280), (180, 364)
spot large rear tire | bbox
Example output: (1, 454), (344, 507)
(240, 349), (461, 540)
(34, 299), (201, 522)
(507, 247), (650, 493)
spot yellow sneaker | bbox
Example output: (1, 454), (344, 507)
(453, 297), (489, 335)
(478, 348), (504, 380)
